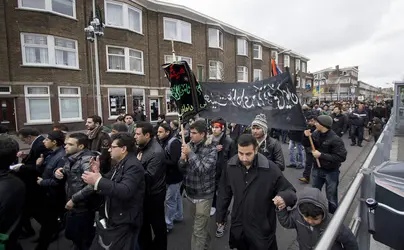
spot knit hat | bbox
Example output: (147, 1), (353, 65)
(316, 115), (333, 129)
(251, 114), (268, 132)
(47, 130), (65, 146)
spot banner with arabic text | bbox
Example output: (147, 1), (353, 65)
(200, 72), (306, 130)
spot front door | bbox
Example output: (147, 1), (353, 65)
(0, 98), (15, 132)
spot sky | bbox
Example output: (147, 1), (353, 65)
(160, 0), (404, 87)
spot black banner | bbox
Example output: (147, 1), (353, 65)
(162, 61), (206, 120)
(200, 72), (306, 130)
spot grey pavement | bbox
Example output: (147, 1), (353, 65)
(20, 134), (372, 250)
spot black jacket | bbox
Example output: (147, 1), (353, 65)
(0, 170), (25, 249)
(258, 136), (285, 171)
(331, 113), (348, 137)
(208, 133), (236, 180)
(302, 130), (347, 171)
(349, 109), (369, 127)
(88, 130), (112, 174)
(216, 153), (296, 250)
(159, 134), (182, 185)
(137, 139), (166, 196)
(96, 153), (145, 228)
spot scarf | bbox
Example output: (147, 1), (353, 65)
(87, 125), (102, 140)
(212, 132), (223, 143)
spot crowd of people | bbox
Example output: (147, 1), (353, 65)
(0, 99), (392, 250)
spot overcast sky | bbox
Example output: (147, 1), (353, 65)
(161, 0), (404, 87)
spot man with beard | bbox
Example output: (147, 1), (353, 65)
(82, 133), (145, 250)
(85, 115), (111, 173)
(216, 134), (296, 250)
(54, 133), (96, 250)
(157, 123), (183, 233)
(135, 122), (167, 250)
(124, 114), (136, 136)
(251, 114), (285, 171)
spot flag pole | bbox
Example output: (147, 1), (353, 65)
(171, 40), (176, 60)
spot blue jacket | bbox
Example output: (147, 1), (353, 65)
(37, 147), (66, 198)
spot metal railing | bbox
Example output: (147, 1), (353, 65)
(315, 111), (397, 250)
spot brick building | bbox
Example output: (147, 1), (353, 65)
(0, 0), (310, 132)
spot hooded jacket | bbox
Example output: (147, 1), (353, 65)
(276, 188), (358, 250)
(258, 135), (285, 171)
(371, 117), (383, 137)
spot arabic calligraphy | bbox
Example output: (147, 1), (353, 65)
(171, 84), (191, 101)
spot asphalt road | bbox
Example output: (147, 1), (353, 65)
(20, 134), (372, 250)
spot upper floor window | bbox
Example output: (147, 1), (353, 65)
(271, 51), (278, 64)
(164, 55), (192, 69)
(237, 38), (248, 56)
(19, 0), (76, 18)
(208, 28), (223, 49)
(164, 18), (191, 44)
(105, 1), (142, 34)
(253, 44), (262, 60)
(302, 62), (307, 73)
(21, 33), (79, 69)
(295, 59), (301, 72)
(284, 55), (290, 68)
(106, 45), (144, 74)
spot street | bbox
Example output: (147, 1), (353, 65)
(20, 134), (372, 250)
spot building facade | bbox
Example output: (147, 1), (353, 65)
(358, 81), (379, 101)
(0, 0), (309, 132)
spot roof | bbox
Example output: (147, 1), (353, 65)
(134, 0), (309, 61)
(312, 66), (359, 74)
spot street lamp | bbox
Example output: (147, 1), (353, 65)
(84, 0), (104, 119)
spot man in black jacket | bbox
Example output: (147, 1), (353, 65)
(135, 122), (167, 250)
(157, 123), (183, 233)
(16, 127), (50, 239)
(0, 136), (25, 250)
(82, 133), (145, 250)
(349, 104), (368, 147)
(251, 114), (285, 171)
(216, 134), (296, 250)
(302, 115), (347, 214)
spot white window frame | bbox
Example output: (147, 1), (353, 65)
(208, 28), (223, 49)
(132, 88), (145, 113)
(18, 0), (76, 19)
(301, 61), (306, 73)
(163, 17), (192, 44)
(21, 33), (79, 69)
(108, 88), (127, 118)
(24, 86), (52, 124)
(104, 0), (142, 34)
(106, 45), (144, 74)
(0, 86), (11, 94)
(237, 66), (248, 83)
(271, 51), (278, 64)
(253, 44), (262, 60)
(253, 69), (263, 81)
(295, 59), (301, 72)
(209, 60), (224, 80)
(284, 55), (290, 68)
(58, 86), (82, 122)
(237, 38), (248, 56)
(164, 55), (192, 69)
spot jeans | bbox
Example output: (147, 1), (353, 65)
(303, 150), (313, 180)
(350, 125), (364, 145)
(289, 140), (305, 167)
(165, 182), (184, 230)
(185, 197), (212, 250)
(311, 168), (339, 214)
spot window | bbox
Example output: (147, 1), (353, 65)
(301, 78), (306, 89)
(301, 62), (307, 73)
(271, 51), (278, 64)
(253, 44), (262, 60)
(19, 0), (76, 18)
(197, 65), (204, 82)
(21, 33), (78, 69)
(132, 88), (145, 116)
(253, 69), (263, 82)
(164, 55), (192, 69)
(209, 61), (224, 80)
(296, 77), (301, 88)
(149, 98), (160, 121)
(237, 38), (248, 56)
(24, 86), (51, 123)
(58, 87), (82, 121)
(108, 88), (126, 117)
(105, 1), (142, 33)
(284, 55), (290, 68)
(237, 66), (248, 82)
(0, 86), (11, 94)
(107, 46), (144, 74)
(166, 89), (178, 113)
(295, 59), (301, 72)
(163, 18), (191, 44)
(208, 28), (223, 49)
